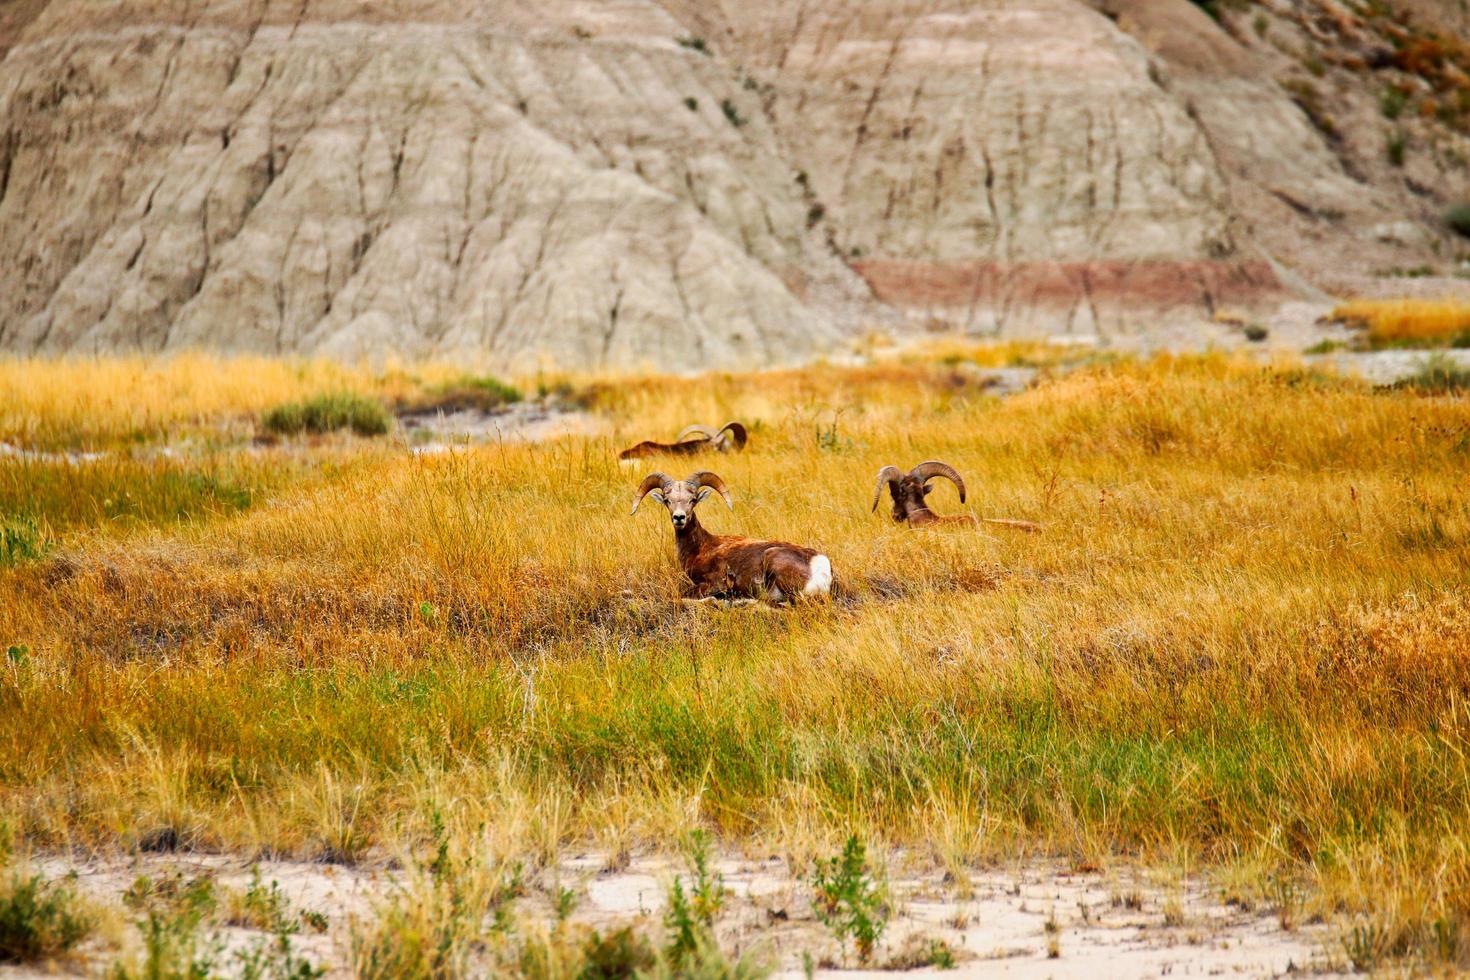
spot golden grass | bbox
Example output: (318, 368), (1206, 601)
(2, 352), (1470, 965)
(1331, 298), (1470, 347)
(0, 353), (476, 450)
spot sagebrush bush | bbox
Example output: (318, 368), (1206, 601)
(262, 392), (390, 437)
(0, 872), (93, 963)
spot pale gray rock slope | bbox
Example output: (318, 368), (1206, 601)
(1, 0), (1466, 369)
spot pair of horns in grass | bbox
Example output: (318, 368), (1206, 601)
(871, 460), (966, 510)
(630, 471), (733, 513)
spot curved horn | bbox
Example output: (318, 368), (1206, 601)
(689, 471), (734, 510)
(872, 465), (904, 512)
(630, 473), (672, 514)
(717, 422), (748, 452)
(910, 460), (966, 503)
(676, 425), (718, 443)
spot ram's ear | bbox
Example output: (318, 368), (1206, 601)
(695, 486), (714, 503)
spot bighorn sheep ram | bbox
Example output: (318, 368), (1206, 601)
(631, 471), (833, 602)
(874, 460), (1040, 531)
(618, 422), (747, 461)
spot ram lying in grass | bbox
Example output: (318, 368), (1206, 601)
(1, 351), (1468, 972)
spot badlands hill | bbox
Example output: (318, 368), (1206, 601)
(1, 0), (1468, 371)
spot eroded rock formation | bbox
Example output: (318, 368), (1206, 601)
(1, 0), (1466, 368)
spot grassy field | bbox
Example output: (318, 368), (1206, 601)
(2, 350), (1470, 970)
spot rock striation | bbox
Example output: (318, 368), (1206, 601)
(1, 0), (1467, 369)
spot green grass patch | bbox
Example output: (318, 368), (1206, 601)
(0, 459), (276, 533)
(411, 376), (522, 414)
(263, 393), (390, 437)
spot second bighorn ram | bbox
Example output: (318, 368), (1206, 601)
(874, 460), (1041, 531)
(632, 471), (833, 602)
(619, 422), (747, 461)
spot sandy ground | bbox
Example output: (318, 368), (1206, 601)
(4, 850), (1343, 978)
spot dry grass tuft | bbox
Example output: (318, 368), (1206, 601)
(1330, 298), (1470, 348)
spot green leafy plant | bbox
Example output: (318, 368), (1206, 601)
(0, 872), (93, 963)
(112, 873), (220, 980)
(663, 830), (726, 969)
(720, 99), (745, 128)
(810, 836), (888, 964)
(0, 514), (45, 566)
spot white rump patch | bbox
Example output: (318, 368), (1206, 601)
(803, 555), (833, 595)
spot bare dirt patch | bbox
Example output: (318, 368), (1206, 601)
(10, 851), (1340, 978)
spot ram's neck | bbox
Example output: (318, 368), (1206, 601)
(675, 513), (713, 563)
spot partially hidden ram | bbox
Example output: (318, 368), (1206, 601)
(874, 460), (1040, 531)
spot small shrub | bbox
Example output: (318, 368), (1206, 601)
(676, 36), (708, 54)
(1392, 353), (1470, 395)
(683, 97), (698, 111)
(1447, 203), (1470, 240)
(1304, 339), (1344, 354)
(1243, 324), (1269, 342)
(811, 835), (888, 964)
(0, 872), (93, 963)
(262, 393), (389, 437)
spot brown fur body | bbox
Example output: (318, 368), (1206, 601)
(674, 513), (823, 600)
(618, 439), (710, 461)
